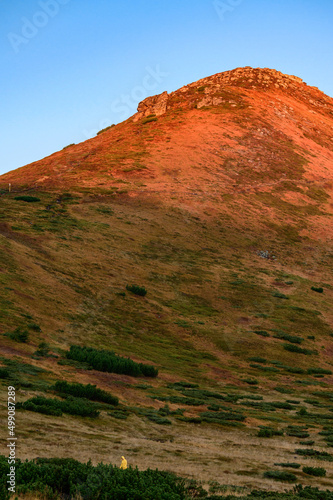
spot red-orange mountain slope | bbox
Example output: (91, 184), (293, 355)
(1, 66), (333, 238)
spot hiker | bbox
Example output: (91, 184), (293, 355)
(120, 456), (127, 469)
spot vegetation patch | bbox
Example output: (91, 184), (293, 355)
(52, 381), (119, 405)
(17, 395), (100, 418)
(14, 195), (40, 202)
(0, 455), (190, 499)
(283, 344), (313, 355)
(253, 330), (270, 337)
(274, 462), (301, 469)
(263, 470), (297, 482)
(272, 331), (304, 344)
(126, 284), (147, 296)
(286, 426), (310, 438)
(66, 345), (158, 377)
(307, 368), (332, 376)
(258, 426), (283, 438)
(302, 466), (326, 477)
(4, 327), (29, 342)
(295, 448), (333, 461)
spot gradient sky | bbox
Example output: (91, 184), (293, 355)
(1, 0), (332, 176)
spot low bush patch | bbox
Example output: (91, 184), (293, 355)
(283, 344), (313, 355)
(258, 427), (283, 438)
(17, 396), (100, 418)
(308, 368), (332, 375)
(253, 330), (270, 337)
(263, 470), (297, 482)
(273, 332), (303, 344)
(14, 195), (40, 202)
(66, 345), (158, 377)
(52, 381), (119, 405)
(302, 466), (326, 477)
(274, 462), (301, 469)
(4, 328), (29, 343)
(0, 455), (190, 499)
(126, 284), (147, 296)
(295, 448), (333, 461)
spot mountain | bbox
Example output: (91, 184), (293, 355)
(1, 67), (333, 495)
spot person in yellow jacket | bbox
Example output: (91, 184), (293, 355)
(120, 456), (127, 469)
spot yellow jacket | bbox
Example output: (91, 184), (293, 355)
(120, 456), (127, 469)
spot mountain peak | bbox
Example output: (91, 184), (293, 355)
(133, 66), (332, 122)
(1, 66), (333, 207)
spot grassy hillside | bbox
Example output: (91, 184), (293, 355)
(1, 187), (333, 494)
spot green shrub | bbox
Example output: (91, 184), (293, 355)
(258, 427), (283, 438)
(311, 286), (324, 293)
(177, 416), (202, 423)
(62, 143), (75, 149)
(253, 330), (270, 337)
(52, 381), (119, 405)
(0, 368), (10, 378)
(14, 195), (40, 202)
(274, 386), (293, 394)
(17, 396), (100, 418)
(167, 382), (199, 390)
(286, 426), (309, 438)
(4, 328), (29, 343)
(302, 466), (326, 477)
(28, 323), (41, 332)
(263, 470), (297, 482)
(249, 357), (267, 363)
(283, 344), (312, 355)
(272, 291), (289, 299)
(132, 407), (172, 425)
(66, 345), (158, 377)
(284, 366), (305, 374)
(164, 395), (204, 406)
(307, 368), (332, 375)
(249, 363), (280, 372)
(34, 342), (50, 357)
(207, 404), (220, 411)
(295, 448), (333, 461)
(297, 407), (308, 416)
(243, 378), (258, 385)
(108, 409), (129, 420)
(274, 462), (301, 469)
(299, 440), (315, 446)
(273, 332), (303, 344)
(0, 455), (190, 499)
(126, 284), (147, 296)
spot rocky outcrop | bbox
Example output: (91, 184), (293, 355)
(133, 91), (169, 122)
(132, 67), (332, 122)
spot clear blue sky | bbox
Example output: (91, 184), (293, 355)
(1, 0), (332, 176)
